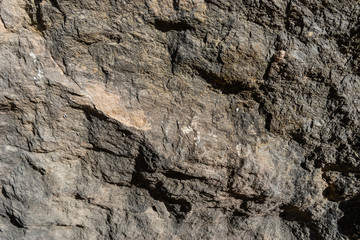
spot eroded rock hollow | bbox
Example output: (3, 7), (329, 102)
(1, 0), (360, 239)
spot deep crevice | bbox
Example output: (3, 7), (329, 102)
(74, 193), (86, 200)
(280, 205), (325, 240)
(2, 187), (9, 199)
(284, 0), (292, 30)
(25, 156), (46, 175)
(195, 67), (251, 94)
(30, 0), (47, 32)
(162, 170), (207, 181)
(5, 212), (24, 229)
(0, 102), (17, 112)
(172, 0), (179, 11)
(323, 164), (360, 174)
(70, 103), (110, 122)
(134, 145), (160, 173)
(338, 198), (360, 239)
(88, 145), (122, 157)
(49, 0), (63, 14)
(264, 111), (272, 131)
(232, 209), (248, 217)
(153, 19), (194, 33)
(131, 147), (192, 220)
(280, 205), (312, 222)
(262, 60), (273, 82)
(170, 47), (178, 74)
(290, 131), (307, 145)
(227, 189), (266, 204)
(131, 172), (191, 220)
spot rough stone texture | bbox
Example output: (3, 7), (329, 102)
(0, 0), (359, 239)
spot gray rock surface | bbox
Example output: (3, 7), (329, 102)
(0, 0), (359, 239)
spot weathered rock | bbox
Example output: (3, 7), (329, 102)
(0, 0), (359, 239)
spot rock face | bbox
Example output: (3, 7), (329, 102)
(0, 0), (359, 239)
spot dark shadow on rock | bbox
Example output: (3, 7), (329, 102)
(131, 145), (192, 221)
(338, 198), (360, 240)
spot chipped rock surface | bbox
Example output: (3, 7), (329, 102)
(0, 0), (359, 239)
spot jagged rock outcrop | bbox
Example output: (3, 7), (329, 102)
(0, 0), (359, 239)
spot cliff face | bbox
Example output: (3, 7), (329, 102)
(0, 0), (359, 239)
